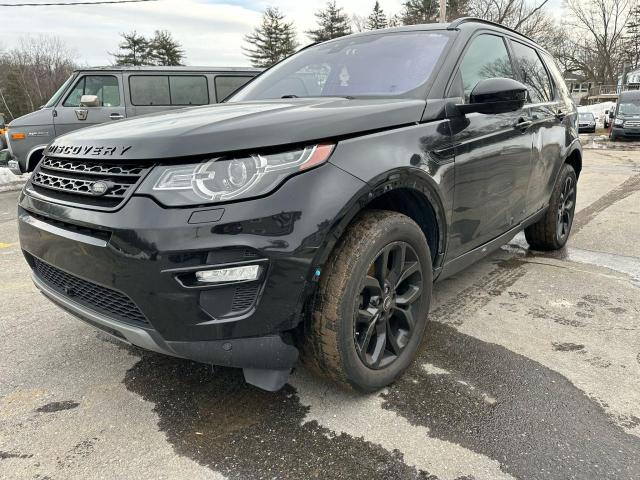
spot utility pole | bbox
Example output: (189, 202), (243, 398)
(439, 0), (446, 22)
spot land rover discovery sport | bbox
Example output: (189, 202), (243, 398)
(17, 18), (581, 391)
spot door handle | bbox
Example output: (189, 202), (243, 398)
(514, 118), (532, 131)
(109, 113), (124, 120)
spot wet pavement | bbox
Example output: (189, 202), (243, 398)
(1, 149), (639, 479)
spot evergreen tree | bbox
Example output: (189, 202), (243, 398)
(625, 5), (640, 70)
(243, 7), (299, 68)
(367, 1), (388, 30)
(400, 0), (439, 25)
(307, 1), (352, 42)
(111, 31), (152, 66)
(149, 30), (184, 66)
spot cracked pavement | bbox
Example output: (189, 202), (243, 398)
(0, 148), (639, 479)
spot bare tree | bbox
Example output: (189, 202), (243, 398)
(466, 0), (551, 35)
(563, 0), (632, 84)
(0, 36), (76, 121)
(351, 14), (369, 32)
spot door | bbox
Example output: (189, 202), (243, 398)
(53, 74), (125, 136)
(509, 42), (566, 216)
(447, 33), (534, 259)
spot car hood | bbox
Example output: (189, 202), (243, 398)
(46, 98), (426, 160)
(8, 108), (53, 128)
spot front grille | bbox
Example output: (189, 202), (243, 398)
(29, 156), (151, 210)
(32, 256), (148, 324)
(624, 121), (640, 128)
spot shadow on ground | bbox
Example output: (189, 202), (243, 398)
(121, 317), (640, 480)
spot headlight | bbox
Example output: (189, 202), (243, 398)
(138, 143), (335, 206)
(614, 118), (624, 126)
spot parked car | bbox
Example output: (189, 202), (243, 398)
(578, 112), (596, 133)
(3, 66), (260, 175)
(18, 18), (581, 392)
(609, 90), (640, 140)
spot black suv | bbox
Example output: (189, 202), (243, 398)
(17, 18), (581, 392)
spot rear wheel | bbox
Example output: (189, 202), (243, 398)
(525, 163), (577, 251)
(304, 210), (432, 391)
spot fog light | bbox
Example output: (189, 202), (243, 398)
(195, 265), (260, 283)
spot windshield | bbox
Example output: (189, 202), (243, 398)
(578, 113), (594, 120)
(230, 31), (451, 101)
(44, 74), (76, 108)
(618, 101), (640, 116)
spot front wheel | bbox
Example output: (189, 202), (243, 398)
(304, 210), (432, 391)
(525, 163), (577, 250)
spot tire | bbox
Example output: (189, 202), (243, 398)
(303, 210), (432, 392)
(525, 163), (577, 251)
(610, 131), (617, 141)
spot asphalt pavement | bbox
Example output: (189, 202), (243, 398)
(1, 149), (639, 480)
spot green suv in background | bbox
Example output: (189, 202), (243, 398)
(1, 66), (259, 175)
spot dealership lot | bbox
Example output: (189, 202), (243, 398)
(0, 149), (639, 480)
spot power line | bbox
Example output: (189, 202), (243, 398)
(0, 0), (157, 6)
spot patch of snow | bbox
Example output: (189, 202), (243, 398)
(0, 168), (28, 191)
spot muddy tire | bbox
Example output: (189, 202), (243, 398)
(303, 210), (432, 392)
(525, 163), (577, 251)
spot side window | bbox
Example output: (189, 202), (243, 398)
(63, 75), (120, 107)
(510, 42), (553, 104)
(540, 52), (569, 102)
(214, 76), (253, 102)
(129, 76), (170, 106)
(457, 34), (515, 101)
(169, 76), (209, 105)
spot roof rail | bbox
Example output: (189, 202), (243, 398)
(447, 17), (536, 43)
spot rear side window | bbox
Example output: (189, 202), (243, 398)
(215, 76), (253, 102)
(169, 76), (209, 105)
(63, 75), (121, 107)
(510, 42), (553, 104)
(457, 34), (515, 100)
(129, 75), (210, 106)
(129, 76), (170, 106)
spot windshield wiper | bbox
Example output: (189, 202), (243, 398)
(281, 94), (299, 98)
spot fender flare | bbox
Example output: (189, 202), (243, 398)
(311, 166), (448, 273)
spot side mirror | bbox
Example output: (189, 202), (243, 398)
(609, 111), (614, 119)
(80, 94), (101, 107)
(456, 78), (527, 115)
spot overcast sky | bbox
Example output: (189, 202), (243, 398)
(0, 0), (563, 67)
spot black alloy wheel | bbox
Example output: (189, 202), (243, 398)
(557, 175), (575, 242)
(354, 241), (423, 370)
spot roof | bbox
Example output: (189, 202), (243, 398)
(317, 17), (540, 50)
(73, 66), (261, 73)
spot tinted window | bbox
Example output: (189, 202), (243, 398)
(510, 42), (553, 104)
(63, 75), (120, 107)
(230, 32), (451, 100)
(129, 76), (170, 106)
(215, 76), (253, 102)
(169, 76), (209, 105)
(457, 34), (515, 100)
(540, 52), (568, 101)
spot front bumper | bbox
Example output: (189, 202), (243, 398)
(18, 162), (365, 376)
(612, 126), (640, 138)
